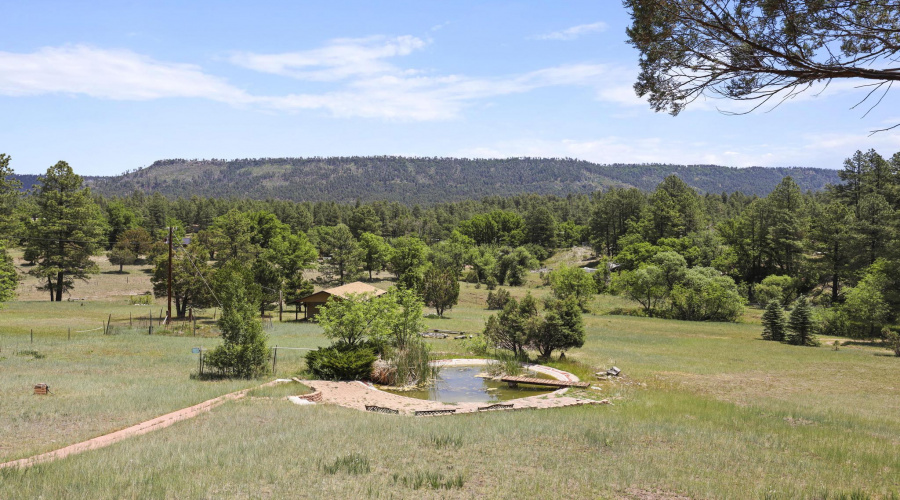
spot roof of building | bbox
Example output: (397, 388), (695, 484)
(291, 281), (387, 304)
(325, 281), (388, 299)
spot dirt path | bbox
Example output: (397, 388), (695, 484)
(2, 363), (601, 469)
(0, 382), (277, 470)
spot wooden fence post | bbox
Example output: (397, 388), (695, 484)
(272, 345), (278, 375)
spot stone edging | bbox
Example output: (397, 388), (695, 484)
(294, 390), (322, 402)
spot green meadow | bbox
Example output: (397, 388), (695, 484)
(1, 257), (899, 499)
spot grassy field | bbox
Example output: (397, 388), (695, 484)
(1, 253), (899, 498)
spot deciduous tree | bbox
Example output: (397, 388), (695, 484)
(548, 264), (597, 311)
(421, 266), (460, 317)
(205, 262), (269, 378)
(358, 232), (391, 281)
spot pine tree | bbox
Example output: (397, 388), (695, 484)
(0, 243), (18, 304)
(786, 296), (818, 346)
(0, 154), (22, 243)
(761, 300), (786, 341)
(24, 161), (106, 301)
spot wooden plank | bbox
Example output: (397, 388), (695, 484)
(499, 376), (590, 388)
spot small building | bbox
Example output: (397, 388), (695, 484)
(289, 282), (387, 321)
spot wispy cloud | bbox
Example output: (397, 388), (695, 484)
(535, 22), (607, 41)
(260, 63), (639, 120)
(0, 45), (252, 103)
(229, 36), (428, 81)
(0, 40), (640, 121)
(458, 131), (900, 169)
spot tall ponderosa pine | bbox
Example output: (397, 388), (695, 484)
(590, 187), (646, 256)
(767, 177), (806, 276)
(25, 161), (106, 301)
(808, 202), (853, 303)
(525, 206), (558, 248)
(645, 175), (705, 241)
(322, 224), (362, 285)
(786, 297), (817, 347)
(761, 300), (786, 342)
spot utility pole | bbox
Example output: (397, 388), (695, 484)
(279, 289), (283, 322)
(167, 226), (173, 326)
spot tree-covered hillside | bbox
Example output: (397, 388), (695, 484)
(79, 157), (839, 203)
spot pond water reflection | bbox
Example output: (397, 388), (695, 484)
(386, 365), (556, 403)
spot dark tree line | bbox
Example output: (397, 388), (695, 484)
(2, 149), (900, 347)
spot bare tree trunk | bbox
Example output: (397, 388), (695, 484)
(55, 272), (64, 302)
(831, 271), (839, 304)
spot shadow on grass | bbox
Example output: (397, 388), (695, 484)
(840, 340), (887, 348)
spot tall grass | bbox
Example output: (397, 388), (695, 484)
(319, 453), (371, 475)
(385, 341), (436, 387)
(2, 263), (900, 497)
(392, 469), (466, 490)
(1, 395), (898, 498)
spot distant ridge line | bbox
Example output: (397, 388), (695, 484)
(15, 156), (840, 203)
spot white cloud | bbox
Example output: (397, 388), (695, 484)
(535, 22), (608, 41)
(0, 40), (642, 121)
(456, 134), (900, 169)
(0, 45), (252, 103)
(231, 35), (642, 119)
(229, 36), (428, 81)
(261, 63), (639, 120)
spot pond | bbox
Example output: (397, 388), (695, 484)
(385, 365), (557, 403)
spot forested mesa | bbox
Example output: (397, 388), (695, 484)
(1, 149), (899, 347)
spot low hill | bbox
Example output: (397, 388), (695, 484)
(69, 157), (839, 203)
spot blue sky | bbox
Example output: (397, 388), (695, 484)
(2, 0), (899, 176)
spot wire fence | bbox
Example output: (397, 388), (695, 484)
(2, 312), (309, 378)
